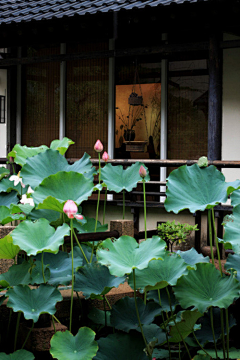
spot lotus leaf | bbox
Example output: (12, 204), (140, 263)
(73, 216), (108, 234)
(110, 297), (161, 332)
(0, 261), (32, 287)
(152, 348), (179, 359)
(21, 149), (95, 189)
(0, 206), (25, 225)
(27, 208), (60, 224)
(147, 288), (178, 313)
(222, 204), (240, 254)
(165, 164), (229, 214)
(0, 178), (23, 194)
(72, 245), (96, 264)
(11, 219), (70, 255)
(50, 327), (98, 360)
(137, 324), (166, 346)
(128, 253), (188, 292)
(74, 263), (125, 299)
(50, 137), (74, 155)
(88, 308), (111, 326)
(169, 310), (202, 342)
(174, 263), (240, 313)
(101, 162), (150, 193)
(7, 144), (48, 166)
(0, 191), (18, 207)
(225, 253), (240, 282)
(6, 284), (62, 322)
(176, 248), (209, 267)
(10, 203), (34, 216)
(94, 332), (147, 360)
(0, 234), (20, 259)
(97, 235), (166, 277)
(230, 189), (240, 207)
(198, 347), (240, 359)
(0, 350), (35, 360)
(32, 172), (97, 211)
(0, 167), (9, 180)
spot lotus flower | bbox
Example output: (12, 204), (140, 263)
(9, 172), (25, 188)
(94, 140), (103, 153)
(20, 194), (34, 206)
(139, 165), (147, 178)
(63, 200), (84, 221)
(102, 151), (109, 162)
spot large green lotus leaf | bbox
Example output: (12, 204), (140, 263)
(0, 261), (31, 287)
(174, 263), (240, 313)
(74, 217), (108, 234)
(27, 208), (60, 224)
(176, 248), (210, 267)
(136, 324), (166, 346)
(225, 253), (240, 282)
(11, 219), (70, 255)
(195, 307), (236, 346)
(0, 234), (20, 259)
(32, 172), (96, 211)
(88, 308), (111, 326)
(110, 297), (161, 332)
(0, 167), (10, 180)
(230, 189), (240, 207)
(97, 235), (166, 277)
(10, 203), (34, 216)
(94, 332), (147, 360)
(8, 144), (48, 166)
(0, 191), (18, 207)
(29, 260), (50, 285)
(0, 178), (24, 195)
(193, 355), (211, 360)
(33, 251), (82, 286)
(72, 245), (97, 265)
(165, 164), (229, 214)
(0, 206), (25, 225)
(50, 327), (98, 360)
(101, 162), (150, 193)
(21, 150), (95, 189)
(222, 204), (240, 254)
(152, 348), (179, 359)
(169, 310), (202, 342)
(128, 254), (188, 292)
(147, 288), (178, 313)
(0, 349), (35, 360)
(198, 348), (240, 359)
(50, 137), (74, 155)
(6, 284), (62, 322)
(74, 263), (125, 299)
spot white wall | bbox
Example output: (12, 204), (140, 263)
(222, 34), (240, 182)
(0, 69), (7, 158)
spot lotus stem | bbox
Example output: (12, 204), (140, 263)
(143, 179), (147, 240)
(208, 210), (215, 264)
(133, 269), (151, 360)
(73, 228), (89, 264)
(52, 314), (61, 324)
(12, 163), (15, 175)
(21, 320), (34, 349)
(6, 308), (12, 341)
(210, 306), (218, 359)
(212, 208), (222, 276)
(144, 291), (147, 305)
(161, 311), (171, 360)
(192, 331), (211, 358)
(52, 316), (56, 333)
(41, 252), (46, 284)
(226, 308), (229, 360)
(103, 188), (107, 224)
(103, 295), (107, 328)
(123, 189), (125, 220)
(220, 308), (226, 360)
(14, 311), (21, 351)
(158, 289), (162, 306)
(92, 153), (101, 261)
(103, 295), (112, 310)
(166, 287), (191, 360)
(69, 219), (74, 333)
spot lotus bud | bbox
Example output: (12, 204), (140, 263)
(9, 156), (14, 163)
(102, 151), (109, 162)
(74, 214), (84, 220)
(139, 165), (147, 178)
(94, 140), (103, 153)
(63, 200), (78, 219)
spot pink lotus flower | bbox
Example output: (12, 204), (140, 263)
(102, 151), (109, 162)
(139, 165), (147, 178)
(63, 200), (83, 221)
(94, 140), (103, 153)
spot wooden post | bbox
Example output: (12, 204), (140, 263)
(208, 34), (222, 161)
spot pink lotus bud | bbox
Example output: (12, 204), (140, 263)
(63, 200), (78, 219)
(9, 157), (14, 163)
(74, 214), (84, 220)
(94, 140), (103, 153)
(102, 151), (109, 162)
(139, 165), (147, 178)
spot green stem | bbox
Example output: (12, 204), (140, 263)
(166, 287), (191, 360)
(158, 289), (162, 306)
(41, 252), (46, 284)
(103, 295), (112, 310)
(52, 314), (61, 324)
(210, 306), (218, 359)
(192, 331), (211, 357)
(133, 269), (151, 360)
(52, 316), (56, 333)
(73, 229), (89, 264)
(103, 188), (107, 224)
(12, 163), (15, 174)
(69, 219), (74, 333)
(208, 210), (215, 264)
(6, 308), (12, 340)
(143, 180), (147, 240)
(14, 311), (21, 351)
(226, 308), (229, 360)
(161, 311), (171, 360)
(144, 291), (147, 305)
(123, 189), (125, 220)
(21, 321), (34, 349)
(76, 291), (83, 313)
(212, 208), (222, 276)
(220, 308), (226, 360)
(103, 296), (107, 328)
(92, 153), (101, 262)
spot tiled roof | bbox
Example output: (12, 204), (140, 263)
(0, 0), (210, 25)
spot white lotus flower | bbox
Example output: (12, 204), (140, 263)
(27, 186), (34, 194)
(20, 194), (34, 207)
(9, 172), (25, 188)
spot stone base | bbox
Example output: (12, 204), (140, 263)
(110, 220), (134, 238)
(19, 321), (67, 352)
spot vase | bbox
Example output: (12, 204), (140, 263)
(124, 129), (135, 141)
